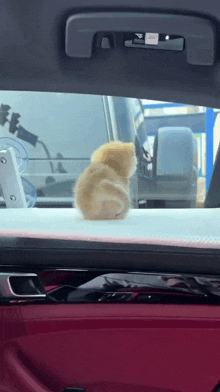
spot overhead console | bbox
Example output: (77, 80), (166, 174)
(65, 12), (216, 65)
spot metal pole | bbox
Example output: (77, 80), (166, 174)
(205, 108), (215, 193)
(37, 139), (54, 174)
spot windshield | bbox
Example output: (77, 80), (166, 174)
(0, 91), (217, 209)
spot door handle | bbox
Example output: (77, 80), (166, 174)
(0, 272), (46, 299)
(65, 12), (215, 65)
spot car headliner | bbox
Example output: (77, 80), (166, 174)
(0, 0), (220, 108)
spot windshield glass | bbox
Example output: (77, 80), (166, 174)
(0, 91), (217, 209)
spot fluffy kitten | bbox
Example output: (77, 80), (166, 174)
(74, 141), (137, 220)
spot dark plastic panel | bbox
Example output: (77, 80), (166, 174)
(0, 237), (220, 275)
(205, 144), (220, 208)
(66, 12), (215, 65)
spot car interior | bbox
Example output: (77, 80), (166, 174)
(1, 1), (220, 392)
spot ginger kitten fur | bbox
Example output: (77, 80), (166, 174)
(74, 141), (137, 220)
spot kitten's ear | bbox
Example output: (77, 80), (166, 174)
(125, 142), (135, 154)
(128, 142), (134, 148)
(91, 150), (98, 162)
(91, 146), (104, 163)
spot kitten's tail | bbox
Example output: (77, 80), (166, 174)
(92, 179), (130, 220)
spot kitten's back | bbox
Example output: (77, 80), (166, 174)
(74, 162), (130, 220)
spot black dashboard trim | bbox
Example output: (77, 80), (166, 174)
(0, 237), (219, 275)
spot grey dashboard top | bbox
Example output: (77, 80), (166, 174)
(0, 207), (219, 249)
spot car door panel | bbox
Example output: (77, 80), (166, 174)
(1, 303), (220, 392)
